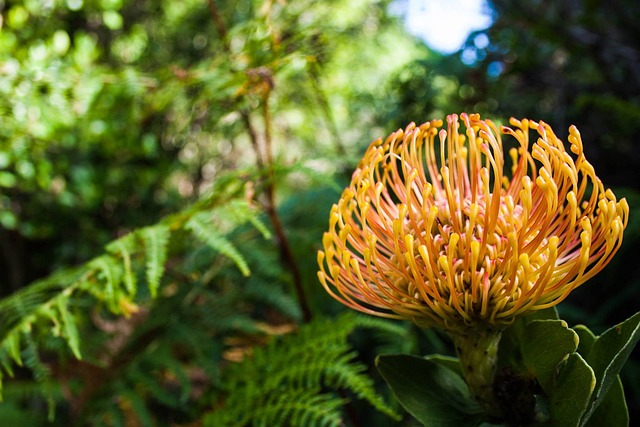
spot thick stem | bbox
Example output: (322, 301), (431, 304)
(450, 329), (502, 416)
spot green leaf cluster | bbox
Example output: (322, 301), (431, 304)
(377, 308), (640, 426)
(0, 176), (269, 398)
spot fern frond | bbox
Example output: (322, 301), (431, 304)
(207, 313), (402, 425)
(256, 390), (346, 427)
(325, 355), (399, 419)
(89, 255), (123, 309)
(0, 267), (89, 394)
(140, 224), (171, 298)
(0, 170), (267, 397)
(107, 235), (138, 296)
(205, 389), (345, 427)
(243, 280), (302, 321)
(0, 189), (254, 394)
(54, 297), (81, 360)
(224, 199), (272, 239)
(21, 332), (50, 384)
(187, 213), (250, 277)
(0, 266), (87, 337)
(0, 379), (62, 402)
(19, 331), (56, 420)
(349, 312), (409, 337)
(272, 161), (344, 193)
(2, 329), (22, 369)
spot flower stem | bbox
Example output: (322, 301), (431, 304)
(450, 329), (502, 416)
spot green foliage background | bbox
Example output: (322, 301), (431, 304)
(0, 0), (638, 425)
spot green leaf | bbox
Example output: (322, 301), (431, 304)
(580, 310), (640, 425)
(186, 214), (250, 277)
(573, 325), (596, 357)
(38, 305), (61, 337)
(583, 375), (628, 427)
(102, 11), (123, 30)
(376, 354), (483, 427)
(55, 298), (81, 360)
(424, 354), (463, 377)
(141, 225), (170, 298)
(326, 361), (400, 420)
(90, 255), (122, 308)
(2, 332), (22, 367)
(107, 237), (137, 296)
(546, 353), (595, 427)
(520, 320), (578, 395)
(571, 324), (626, 427)
(498, 308), (560, 370)
(226, 199), (271, 239)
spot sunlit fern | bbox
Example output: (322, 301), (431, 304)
(0, 172), (268, 397)
(204, 312), (405, 427)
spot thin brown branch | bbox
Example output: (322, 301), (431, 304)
(241, 111), (266, 170)
(206, 3), (312, 323)
(261, 97), (312, 323)
(207, 0), (230, 52)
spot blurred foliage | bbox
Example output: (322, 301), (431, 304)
(0, 0), (638, 425)
(0, 0), (418, 292)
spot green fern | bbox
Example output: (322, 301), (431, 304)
(325, 354), (398, 418)
(141, 224), (171, 298)
(54, 297), (81, 359)
(77, 276), (290, 426)
(248, 390), (346, 427)
(0, 172), (268, 397)
(224, 199), (272, 239)
(204, 313), (403, 427)
(106, 235), (138, 297)
(243, 281), (302, 322)
(89, 255), (124, 309)
(187, 212), (251, 277)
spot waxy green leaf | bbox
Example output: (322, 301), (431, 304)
(583, 375), (628, 427)
(521, 320), (578, 395)
(376, 354), (483, 427)
(546, 353), (595, 427)
(580, 310), (640, 425)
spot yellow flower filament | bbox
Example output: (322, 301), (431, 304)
(318, 113), (629, 334)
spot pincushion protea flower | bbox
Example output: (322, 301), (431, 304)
(317, 113), (628, 411)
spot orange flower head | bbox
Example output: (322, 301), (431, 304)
(318, 113), (628, 333)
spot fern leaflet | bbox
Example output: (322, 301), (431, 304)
(225, 199), (272, 239)
(54, 298), (81, 360)
(141, 224), (171, 298)
(186, 213), (250, 277)
(107, 236), (138, 297)
(204, 313), (402, 426)
(0, 177), (260, 397)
